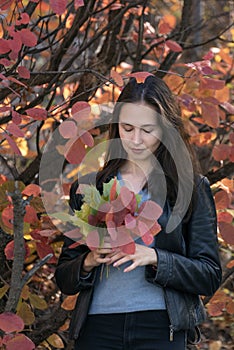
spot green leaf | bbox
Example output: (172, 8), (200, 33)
(82, 184), (102, 210)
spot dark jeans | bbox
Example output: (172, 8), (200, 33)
(75, 310), (186, 350)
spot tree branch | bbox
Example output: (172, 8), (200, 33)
(5, 183), (26, 313)
(207, 162), (234, 185)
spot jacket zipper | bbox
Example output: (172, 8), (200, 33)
(163, 289), (174, 341)
(169, 324), (174, 341)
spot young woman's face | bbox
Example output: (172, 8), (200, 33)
(118, 103), (162, 162)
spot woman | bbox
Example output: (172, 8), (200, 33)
(55, 76), (222, 350)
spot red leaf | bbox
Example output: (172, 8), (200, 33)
(220, 102), (234, 115)
(64, 228), (83, 241)
(24, 205), (38, 224)
(0, 312), (24, 333)
(200, 77), (225, 90)
(106, 220), (118, 240)
(219, 222), (234, 245)
(4, 240), (14, 260)
(229, 132), (234, 144)
(217, 211), (233, 223)
(22, 184), (41, 197)
(0, 58), (12, 66)
(165, 40), (183, 52)
(65, 137), (86, 164)
(8, 31), (22, 53)
(59, 120), (77, 139)
(18, 66), (30, 79)
(5, 334), (35, 350)
(115, 225), (135, 251)
(110, 178), (117, 201)
(214, 190), (231, 209)
(110, 69), (124, 87)
(119, 186), (134, 210)
(0, 38), (10, 54)
(75, 0), (84, 8)
(6, 122), (24, 138)
(121, 240), (136, 254)
(128, 71), (153, 83)
(201, 102), (219, 128)
(2, 206), (14, 228)
(19, 29), (37, 47)
(16, 12), (30, 25)
(124, 213), (136, 229)
(207, 302), (225, 317)
(86, 230), (100, 250)
(212, 144), (229, 161)
(12, 111), (22, 125)
(202, 51), (214, 60)
(141, 231), (154, 245)
(8, 76), (27, 88)
(50, 0), (67, 15)
(79, 130), (94, 147)
(138, 200), (162, 220)
(71, 101), (91, 121)
(36, 241), (56, 263)
(26, 107), (47, 120)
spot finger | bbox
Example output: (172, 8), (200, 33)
(123, 261), (138, 273)
(113, 256), (132, 268)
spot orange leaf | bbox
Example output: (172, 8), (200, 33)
(128, 71), (153, 83)
(201, 102), (219, 128)
(219, 222), (234, 245)
(165, 40), (183, 52)
(158, 15), (176, 35)
(0, 0), (13, 10)
(61, 294), (78, 310)
(110, 178), (117, 201)
(22, 184), (41, 197)
(5, 334), (35, 350)
(226, 299), (234, 315)
(0, 312), (24, 333)
(207, 302), (225, 317)
(110, 69), (124, 87)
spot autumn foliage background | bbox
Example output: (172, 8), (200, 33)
(0, 0), (233, 349)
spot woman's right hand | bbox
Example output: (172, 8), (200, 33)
(82, 247), (113, 273)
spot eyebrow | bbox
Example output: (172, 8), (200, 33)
(120, 122), (156, 127)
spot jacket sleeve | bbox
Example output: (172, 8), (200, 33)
(146, 177), (222, 296)
(54, 180), (96, 295)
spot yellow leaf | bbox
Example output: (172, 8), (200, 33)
(0, 284), (9, 298)
(47, 334), (64, 348)
(29, 293), (47, 310)
(17, 301), (35, 325)
(21, 285), (30, 300)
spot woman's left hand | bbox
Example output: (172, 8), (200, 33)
(106, 244), (157, 273)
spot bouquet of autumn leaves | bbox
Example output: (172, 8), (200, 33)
(55, 178), (162, 254)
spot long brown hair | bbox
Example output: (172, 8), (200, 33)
(96, 76), (200, 221)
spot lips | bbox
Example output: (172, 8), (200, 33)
(131, 148), (145, 153)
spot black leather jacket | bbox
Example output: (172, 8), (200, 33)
(55, 173), (222, 341)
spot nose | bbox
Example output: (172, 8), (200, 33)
(132, 128), (142, 144)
